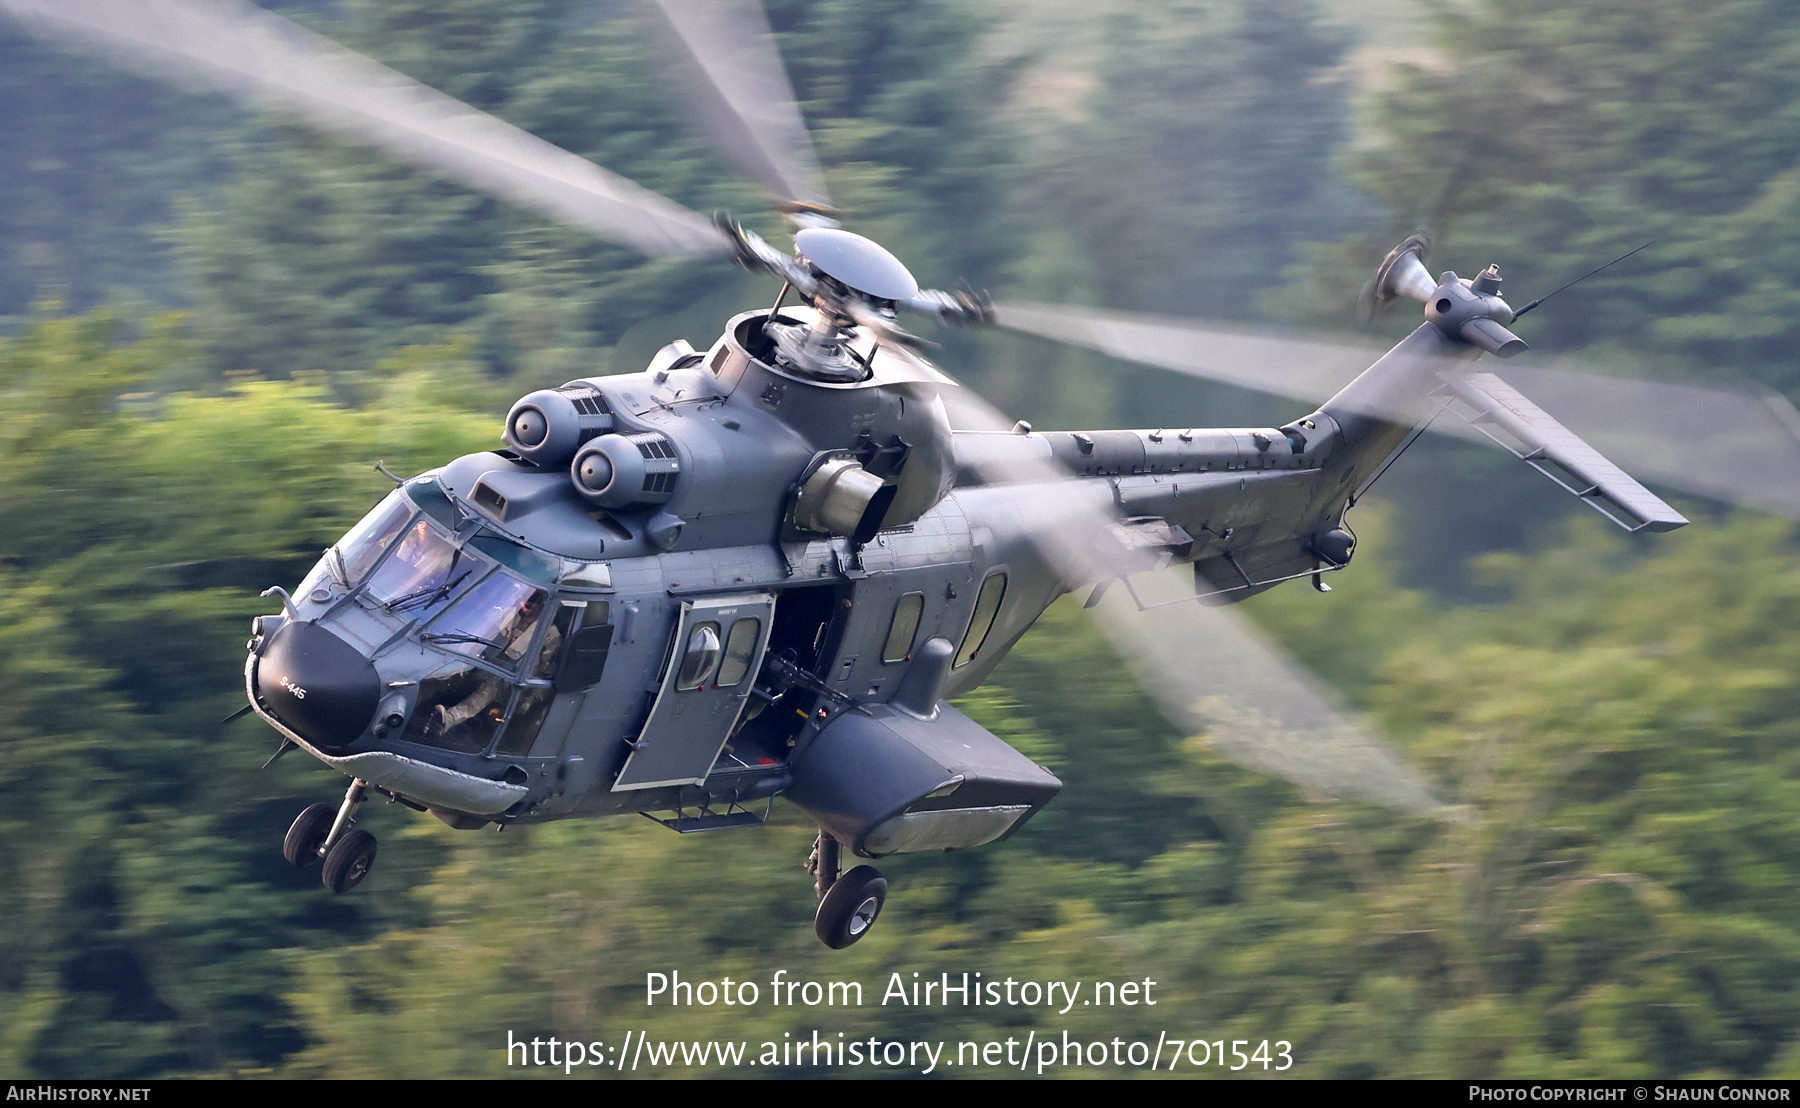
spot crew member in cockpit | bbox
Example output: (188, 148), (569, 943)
(425, 592), (560, 738)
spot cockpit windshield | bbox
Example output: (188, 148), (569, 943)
(421, 571), (549, 673)
(294, 490), (414, 605)
(364, 518), (467, 617)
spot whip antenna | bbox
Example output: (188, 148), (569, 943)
(1513, 240), (1657, 319)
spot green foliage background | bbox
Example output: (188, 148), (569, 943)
(3, 0), (1800, 1080)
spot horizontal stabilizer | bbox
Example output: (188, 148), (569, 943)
(1440, 371), (1689, 532)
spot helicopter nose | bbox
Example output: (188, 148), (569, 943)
(254, 621), (381, 755)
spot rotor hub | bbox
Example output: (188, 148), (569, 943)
(765, 312), (870, 382)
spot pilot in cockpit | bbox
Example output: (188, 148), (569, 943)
(424, 592), (561, 738)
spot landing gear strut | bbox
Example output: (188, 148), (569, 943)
(283, 778), (379, 893)
(807, 832), (839, 899)
(807, 831), (886, 949)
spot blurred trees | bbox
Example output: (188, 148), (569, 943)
(1, 0), (1368, 390)
(0, 314), (501, 1075)
(175, 0), (751, 381)
(1027, 0), (1362, 319)
(0, 29), (234, 318)
(1237, 516), (1800, 1075)
(954, 0), (1364, 437)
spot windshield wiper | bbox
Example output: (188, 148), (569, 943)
(384, 568), (469, 613)
(419, 631), (507, 651)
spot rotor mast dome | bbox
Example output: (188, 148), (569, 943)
(794, 227), (919, 302)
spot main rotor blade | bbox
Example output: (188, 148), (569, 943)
(1089, 569), (1448, 817)
(645, 0), (831, 212)
(992, 300), (1378, 403)
(1, 0), (727, 258)
(915, 349), (1449, 815)
(993, 300), (1800, 519)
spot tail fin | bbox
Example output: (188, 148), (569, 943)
(1317, 238), (1686, 533)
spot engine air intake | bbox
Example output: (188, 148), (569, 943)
(570, 432), (681, 508)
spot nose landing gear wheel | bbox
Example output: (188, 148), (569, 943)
(283, 803), (336, 868)
(815, 865), (887, 949)
(321, 828), (378, 893)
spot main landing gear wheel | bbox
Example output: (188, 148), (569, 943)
(322, 828), (378, 893)
(283, 803), (336, 868)
(815, 865), (887, 949)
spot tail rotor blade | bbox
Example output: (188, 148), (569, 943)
(0, 0), (727, 258)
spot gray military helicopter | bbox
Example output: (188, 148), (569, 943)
(8, 0), (1693, 948)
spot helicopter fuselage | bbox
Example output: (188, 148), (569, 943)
(244, 308), (1492, 859)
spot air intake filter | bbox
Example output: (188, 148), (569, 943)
(503, 384), (613, 467)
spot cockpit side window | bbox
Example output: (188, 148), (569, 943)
(338, 491), (414, 584)
(552, 602), (615, 694)
(533, 603), (580, 681)
(492, 602), (582, 758)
